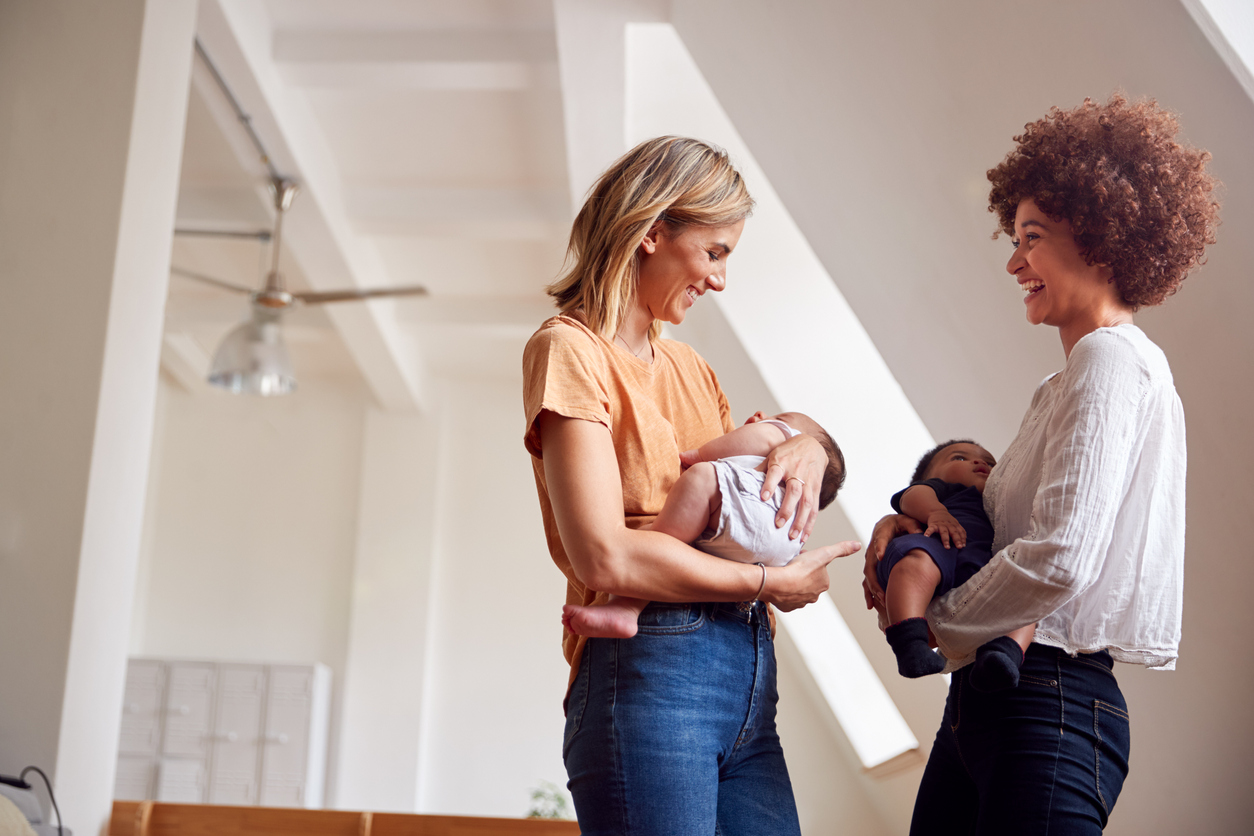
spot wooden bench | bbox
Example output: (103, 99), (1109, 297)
(110, 801), (581, 836)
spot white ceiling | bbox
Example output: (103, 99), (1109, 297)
(168, 0), (571, 397)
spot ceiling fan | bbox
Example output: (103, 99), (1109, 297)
(172, 175), (428, 396)
(172, 39), (430, 396)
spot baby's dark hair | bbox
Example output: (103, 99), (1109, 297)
(815, 428), (846, 510)
(911, 439), (978, 485)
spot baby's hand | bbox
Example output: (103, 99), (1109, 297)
(925, 510), (967, 549)
(679, 449), (701, 470)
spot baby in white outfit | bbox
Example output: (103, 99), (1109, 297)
(561, 410), (846, 639)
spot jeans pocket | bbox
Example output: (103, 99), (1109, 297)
(1093, 699), (1131, 817)
(562, 649), (592, 759)
(634, 602), (706, 635)
(1018, 672), (1060, 688)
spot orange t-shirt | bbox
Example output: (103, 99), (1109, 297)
(522, 312), (734, 685)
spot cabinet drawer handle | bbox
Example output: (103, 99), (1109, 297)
(265, 733), (290, 745)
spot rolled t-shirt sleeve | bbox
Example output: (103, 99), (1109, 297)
(522, 322), (612, 458)
(928, 332), (1151, 662)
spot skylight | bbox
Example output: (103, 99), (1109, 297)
(1182, 1), (1254, 105)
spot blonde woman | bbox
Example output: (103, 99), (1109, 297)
(523, 136), (860, 834)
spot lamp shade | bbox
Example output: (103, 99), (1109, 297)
(207, 309), (296, 396)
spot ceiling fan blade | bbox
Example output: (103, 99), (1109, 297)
(294, 286), (430, 305)
(170, 266), (255, 295)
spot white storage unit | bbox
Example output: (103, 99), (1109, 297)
(113, 658), (331, 807)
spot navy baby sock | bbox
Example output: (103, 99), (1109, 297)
(885, 618), (945, 678)
(970, 636), (1025, 692)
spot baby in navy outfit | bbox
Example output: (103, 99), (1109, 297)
(877, 439), (1035, 691)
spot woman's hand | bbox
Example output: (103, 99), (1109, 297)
(761, 540), (862, 611)
(761, 433), (826, 543)
(862, 513), (923, 610)
(862, 579), (890, 632)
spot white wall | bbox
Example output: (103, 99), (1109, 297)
(335, 408), (441, 811)
(133, 366), (573, 816)
(131, 374), (370, 803)
(415, 374), (572, 817)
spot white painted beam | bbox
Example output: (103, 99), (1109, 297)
(276, 60), (553, 92)
(1181, 0), (1254, 106)
(553, 0), (667, 208)
(197, 0), (426, 411)
(346, 185), (569, 239)
(161, 333), (214, 393)
(273, 29), (558, 64)
(554, 0), (919, 778)
(271, 28), (560, 92)
(0, 0), (197, 829)
(623, 21), (926, 771)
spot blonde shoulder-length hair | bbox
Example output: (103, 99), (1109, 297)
(547, 136), (754, 341)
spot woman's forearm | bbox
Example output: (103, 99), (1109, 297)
(541, 411), (760, 600)
(586, 526), (763, 602)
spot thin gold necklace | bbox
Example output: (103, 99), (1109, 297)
(615, 332), (652, 361)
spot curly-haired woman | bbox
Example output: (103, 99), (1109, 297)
(524, 136), (860, 835)
(863, 95), (1220, 834)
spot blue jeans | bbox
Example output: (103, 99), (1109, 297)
(563, 601), (801, 836)
(911, 644), (1132, 835)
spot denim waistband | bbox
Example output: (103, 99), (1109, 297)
(1026, 642), (1114, 671)
(709, 600), (767, 623)
(646, 600), (765, 624)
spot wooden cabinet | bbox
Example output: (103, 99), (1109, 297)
(114, 658), (330, 808)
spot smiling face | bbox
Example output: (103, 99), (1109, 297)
(925, 443), (997, 492)
(1007, 199), (1129, 352)
(635, 220), (745, 327)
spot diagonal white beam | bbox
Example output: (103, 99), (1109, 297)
(196, 0), (426, 411)
(553, 0), (668, 208)
(554, 1), (923, 773)
(623, 20), (929, 769)
(1181, 0), (1254, 106)
(273, 29), (558, 64)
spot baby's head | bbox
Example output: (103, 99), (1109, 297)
(753, 411), (846, 510)
(911, 439), (996, 492)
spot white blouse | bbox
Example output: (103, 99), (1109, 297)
(928, 324), (1186, 670)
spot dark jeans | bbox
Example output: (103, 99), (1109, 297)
(911, 643), (1131, 835)
(563, 601), (801, 836)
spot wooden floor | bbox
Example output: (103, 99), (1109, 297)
(110, 801), (581, 836)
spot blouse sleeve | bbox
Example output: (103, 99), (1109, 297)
(522, 322), (612, 458)
(927, 332), (1152, 661)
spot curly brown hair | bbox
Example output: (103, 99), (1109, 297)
(987, 94), (1220, 309)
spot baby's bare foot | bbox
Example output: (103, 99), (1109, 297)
(562, 603), (639, 638)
